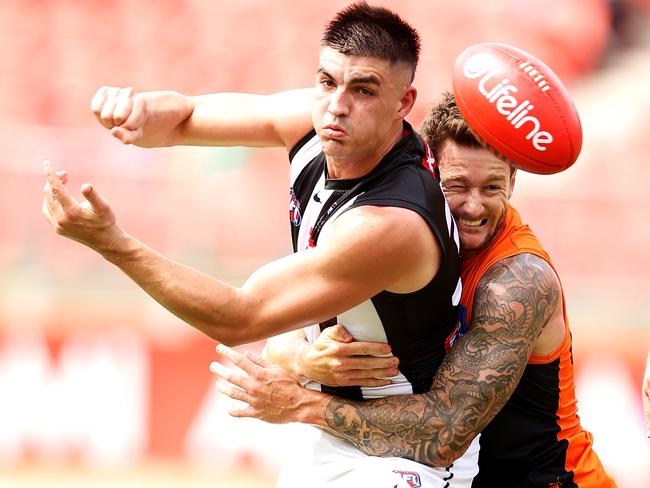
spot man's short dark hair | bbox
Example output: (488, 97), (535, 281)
(419, 91), (483, 162)
(322, 1), (420, 81)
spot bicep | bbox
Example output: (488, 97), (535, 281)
(178, 89), (314, 148)
(235, 207), (430, 343)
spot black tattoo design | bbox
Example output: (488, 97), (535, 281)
(323, 253), (560, 467)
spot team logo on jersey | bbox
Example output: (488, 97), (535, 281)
(289, 187), (301, 226)
(421, 140), (440, 180)
(392, 470), (421, 488)
(445, 304), (471, 352)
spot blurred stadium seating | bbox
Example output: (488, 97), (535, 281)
(1, 1), (649, 487)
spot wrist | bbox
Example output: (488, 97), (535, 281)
(97, 226), (138, 263)
(295, 389), (331, 428)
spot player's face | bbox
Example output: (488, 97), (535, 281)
(312, 47), (414, 171)
(438, 140), (515, 254)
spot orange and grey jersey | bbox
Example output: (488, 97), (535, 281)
(288, 123), (463, 400)
(459, 206), (616, 488)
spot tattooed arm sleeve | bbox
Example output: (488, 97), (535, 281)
(320, 253), (561, 467)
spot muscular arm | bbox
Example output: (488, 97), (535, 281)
(320, 253), (561, 466)
(42, 165), (439, 346)
(91, 86), (314, 150)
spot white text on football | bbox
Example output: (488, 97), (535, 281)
(473, 70), (554, 151)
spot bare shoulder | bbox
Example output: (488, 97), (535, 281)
(324, 205), (439, 293)
(328, 205), (433, 249)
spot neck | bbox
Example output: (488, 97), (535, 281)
(326, 125), (404, 179)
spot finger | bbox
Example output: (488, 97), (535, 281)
(348, 365), (400, 379)
(216, 343), (259, 376)
(55, 170), (68, 185)
(41, 197), (54, 223)
(341, 340), (393, 357)
(243, 350), (273, 369)
(345, 377), (392, 387)
(209, 360), (248, 390)
(326, 354), (399, 375)
(226, 404), (258, 419)
(42, 184), (58, 218)
(99, 87), (121, 128)
(90, 86), (110, 118)
(112, 87), (134, 127)
(110, 126), (140, 145)
(120, 94), (147, 131)
(80, 183), (110, 213)
(323, 324), (354, 343)
(215, 378), (250, 404)
(43, 161), (75, 210)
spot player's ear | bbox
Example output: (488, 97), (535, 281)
(508, 165), (517, 199)
(396, 85), (417, 119)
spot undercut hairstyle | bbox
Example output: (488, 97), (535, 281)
(419, 91), (483, 161)
(421, 91), (516, 174)
(322, 1), (421, 81)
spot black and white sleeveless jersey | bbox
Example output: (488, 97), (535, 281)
(287, 122), (462, 400)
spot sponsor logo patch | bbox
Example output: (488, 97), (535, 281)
(392, 470), (422, 488)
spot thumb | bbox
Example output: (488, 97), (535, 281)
(325, 324), (354, 343)
(110, 126), (140, 145)
(245, 350), (273, 368)
(81, 183), (110, 212)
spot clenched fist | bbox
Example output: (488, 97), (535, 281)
(91, 86), (148, 144)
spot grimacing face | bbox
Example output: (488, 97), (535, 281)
(312, 46), (415, 174)
(438, 140), (516, 254)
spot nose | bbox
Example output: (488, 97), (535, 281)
(463, 189), (484, 216)
(328, 89), (350, 117)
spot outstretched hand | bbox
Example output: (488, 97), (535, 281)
(210, 344), (328, 425)
(91, 86), (148, 144)
(41, 161), (121, 253)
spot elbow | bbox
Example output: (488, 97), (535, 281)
(419, 439), (474, 468)
(199, 321), (255, 347)
(199, 312), (271, 347)
(423, 451), (458, 468)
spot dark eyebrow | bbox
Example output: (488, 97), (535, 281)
(349, 74), (381, 86)
(316, 68), (381, 87)
(484, 174), (508, 183)
(317, 68), (334, 78)
(441, 176), (465, 184)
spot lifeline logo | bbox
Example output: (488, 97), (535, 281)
(463, 53), (554, 152)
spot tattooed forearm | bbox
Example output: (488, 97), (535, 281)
(323, 253), (561, 467)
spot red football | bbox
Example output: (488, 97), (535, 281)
(452, 42), (582, 174)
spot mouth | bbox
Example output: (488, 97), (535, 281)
(458, 217), (488, 228)
(321, 125), (347, 138)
